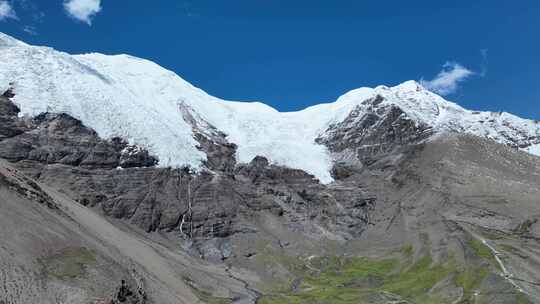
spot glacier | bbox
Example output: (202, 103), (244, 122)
(1, 32), (539, 184)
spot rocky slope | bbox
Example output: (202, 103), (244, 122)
(1, 33), (540, 304)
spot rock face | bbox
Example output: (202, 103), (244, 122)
(317, 94), (434, 166)
(109, 279), (147, 304)
(0, 93), (375, 241)
(0, 160), (56, 209)
(0, 89), (27, 140)
(0, 98), (157, 169)
(178, 102), (238, 173)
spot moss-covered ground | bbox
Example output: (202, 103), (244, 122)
(258, 241), (502, 304)
(39, 247), (97, 280)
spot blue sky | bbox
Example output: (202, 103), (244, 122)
(0, 1), (539, 119)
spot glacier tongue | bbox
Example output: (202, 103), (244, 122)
(0, 32), (539, 184)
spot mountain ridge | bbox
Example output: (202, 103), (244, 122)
(1, 32), (539, 184)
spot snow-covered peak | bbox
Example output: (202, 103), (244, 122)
(372, 81), (540, 149)
(0, 32), (539, 184)
(0, 32), (29, 48)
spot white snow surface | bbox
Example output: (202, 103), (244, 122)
(524, 144), (540, 157)
(1, 32), (539, 183)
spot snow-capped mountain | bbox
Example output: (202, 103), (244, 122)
(0, 32), (539, 183)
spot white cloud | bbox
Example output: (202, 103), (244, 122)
(420, 62), (474, 96)
(63, 0), (101, 25)
(23, 25), (37, 35)
(0, 1), (17, 21)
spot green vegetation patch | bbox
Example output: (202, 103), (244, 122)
(40, 247), (97, 280)
(258, 235), (518, 304)
(468, 239), (502, 272)
(260, 250), (455, 304)
(451, 237), (515, 302)
(454, 266), (489, 302)
(400, 244), (414, 258)
(516, 293), (533, 304)
(258, 238), (515, 304)
(383, 255), (451, 302)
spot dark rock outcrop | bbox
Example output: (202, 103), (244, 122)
(0, 95), (28, 140)
(109, 279), (147, 304)
(317, 95), (433, 166)
(0, 96), (158, 169)
(0, 167), (57, 209)
(178, 102), (237, 172)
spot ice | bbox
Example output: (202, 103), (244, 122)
(1, 32), (539, 184)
